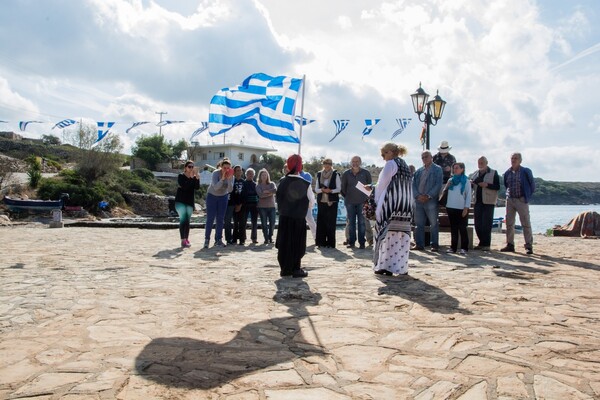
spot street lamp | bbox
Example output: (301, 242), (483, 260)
(410, 82), (446, 150)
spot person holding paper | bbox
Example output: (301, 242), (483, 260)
(373, 142), (414, 276)
(341, 156), (372, 249)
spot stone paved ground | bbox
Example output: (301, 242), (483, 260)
(1, 225), (599, 399)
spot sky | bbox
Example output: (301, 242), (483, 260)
(0, 0), (599, 182)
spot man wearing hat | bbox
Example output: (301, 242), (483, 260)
(433, 140), (457, 184)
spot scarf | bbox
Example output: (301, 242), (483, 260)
(319, 169), (334, 204)
(449, 174), (468, 194)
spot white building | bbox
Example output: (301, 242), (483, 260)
(189, 141), (275, 170)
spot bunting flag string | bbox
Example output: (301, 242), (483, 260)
(190, 122), (208, 140)
(19, 121), (43, 131)
(0, 120), (8, 123)
(361, 119), (381, 139)
(126, 121), (150, 134)
(52, 119), (77, 130)
(294, 116), (316, 126)
(329, 119), (350, 142)
(157, 120), (185, 127)
(209, 73), (302, 143)
(391, 118), (412, 139)
(96, 122), (115, 143)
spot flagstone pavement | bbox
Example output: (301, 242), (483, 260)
(1, 224), (599, 399)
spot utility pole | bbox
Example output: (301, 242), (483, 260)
(156, 111), (167, 136)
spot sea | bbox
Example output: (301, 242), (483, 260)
(494, 204), (600, 234)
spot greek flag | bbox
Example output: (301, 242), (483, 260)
(157, 120), (185, 127)
(19, 121), (43, 131)
(96, 122), (115, 143)
(329, 119), (350, 142)
(295, 116), (316, 126)
(126, 121), (150, 134)
(361, 119), (381, 138)
(209, 73), (303, 143)
(190, 122), (208, 140)
(391, 118), (412, 139)
(52, 119), (77, 130)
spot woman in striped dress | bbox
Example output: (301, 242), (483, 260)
(372, 142), (414, 276)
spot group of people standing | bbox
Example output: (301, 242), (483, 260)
(174, 141), (536, 279)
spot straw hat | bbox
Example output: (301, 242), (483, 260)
(437, 140), (452, 153)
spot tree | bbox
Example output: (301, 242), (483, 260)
(171, 139), (189, 162)
(42, 134), (61, 145)
(62, 122), (124, 184)
(26, 156), (42, 188)
(131, 134), (173, 170)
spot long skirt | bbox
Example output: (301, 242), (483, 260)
(275, 216), (307, 276)
(373, 230), (411, 274)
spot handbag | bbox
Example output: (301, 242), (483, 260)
(362, 192), (376, 220)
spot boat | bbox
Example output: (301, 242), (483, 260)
(2, 196), (63, 212)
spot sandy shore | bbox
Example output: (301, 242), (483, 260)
(1, 224), (599, 399)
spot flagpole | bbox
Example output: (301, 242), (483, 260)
(297, 75), (306, 156)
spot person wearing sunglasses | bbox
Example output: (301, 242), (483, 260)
(175, 161), (200, 248)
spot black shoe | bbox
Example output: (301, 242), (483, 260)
(359, 244), (366, 249)
(430, 246), (439, 252)
(525, 246), (533, 255)
(412, 245), (425, 251)
(346, 243), (355, 248)
(500, 244), (515, 252)
(375, 269), (393, 276)
(292, 269), (308, 278)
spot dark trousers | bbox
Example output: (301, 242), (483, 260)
(243, 203), (258, 242)
(232, 207), (246, 243)
(447, 207), (469, 251)
(474, 202), (495, 247)
(316, 202), (337, 248)
(224, 205), (234, 243)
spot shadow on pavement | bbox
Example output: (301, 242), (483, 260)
(377, 275), (472, 315)
(135, 279), (324, 389)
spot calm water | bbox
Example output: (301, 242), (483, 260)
(494, 204), (600, 233)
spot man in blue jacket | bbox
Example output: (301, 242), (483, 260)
(501, 152), (535, 254)
(413, 150), (443, 251)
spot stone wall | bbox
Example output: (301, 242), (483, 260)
(124, 192), (173, 217)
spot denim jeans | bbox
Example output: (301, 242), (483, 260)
(345, 202), (366, 246)
(258, 207), (276, 241)
(174, 202), (193, 240)
(205, 193), (229, 242)
(415, 199), (439, 248)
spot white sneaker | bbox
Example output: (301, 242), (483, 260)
(459, 249), (467, 255)
(446, 248), (456, 253)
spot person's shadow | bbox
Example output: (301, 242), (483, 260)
(377, 275), (472, 315)
(135, 279), (323, 389)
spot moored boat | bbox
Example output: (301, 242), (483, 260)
(2, 196), (63, 212)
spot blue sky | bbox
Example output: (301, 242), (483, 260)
(0, 0), (599, 181)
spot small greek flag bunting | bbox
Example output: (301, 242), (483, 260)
(19, 121), (43, 131)
(157, 120), (185, 127)
(391, 118), (412, 139)
(190, 122), (208, 140)
(329, 120), (350, 142)
(294, 116), (316, 126)
(209, 73), (303, 143)
(0, 120), (8, 123)
(96, 122), (115, 143)
(361, 119), (381, 138)
(126, 121), (150, 134)
(52, 119), (77, 130)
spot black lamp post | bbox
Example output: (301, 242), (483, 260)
(410, 82), (446, 150)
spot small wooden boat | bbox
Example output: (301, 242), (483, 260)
(2, 196), (63, 212)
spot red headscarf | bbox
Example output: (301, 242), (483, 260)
(286, 154), (303, 174)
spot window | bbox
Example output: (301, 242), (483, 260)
(201, 153), (207, 160)
(238, 152), (244, 160)
(218, 152), (225, 158)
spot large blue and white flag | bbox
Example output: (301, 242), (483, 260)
(157, 120), (185, 127)
(96, 122), (115, 143)
(190, 122), (208, 140)
(126, 121), (150, 134)
(209, 73), (303, 143)
(19, 121), (43, 131)
(361, 119), (381, 138)
(295, 116), (316, 126)
(391, 118), (412, 139)
(329, 119), (350, 142)
(52, 119), (77, 130)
